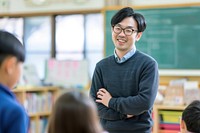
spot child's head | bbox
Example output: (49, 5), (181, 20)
(180, 100), (200, 133)
(48, 90), (103, 133)
(0, 30), (25, 89)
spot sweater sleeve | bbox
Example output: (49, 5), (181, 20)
(109, 60), (159, 115)
(90, 64), (127, 120)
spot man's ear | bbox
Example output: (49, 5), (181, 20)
(111, 27), (114, 33)
(136, 32), (143, 41)
(4, 57), (16, 75)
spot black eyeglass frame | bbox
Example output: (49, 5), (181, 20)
(112, 25), (138, 36)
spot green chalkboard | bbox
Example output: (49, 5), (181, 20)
(105, 7), (200, 69)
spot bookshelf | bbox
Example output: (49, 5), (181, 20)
(153, 75), (195, 133)
(153, 104), (186, 133)
(13, 86), (59, 133)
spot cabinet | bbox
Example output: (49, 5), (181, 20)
(153, 105), (186, 133)
(13, 86), (59, 133)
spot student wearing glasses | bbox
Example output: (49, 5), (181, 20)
(90, 7), (159, 133)
(180, 100), (200, 133)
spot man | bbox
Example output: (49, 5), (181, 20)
(180, 100), (200, 133)
(0, 30), (29, 133)
(90, 7), (159, 133)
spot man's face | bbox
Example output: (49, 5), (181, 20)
(112, 17), (142, 54)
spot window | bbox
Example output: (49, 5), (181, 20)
(55, 13), (104, 78)
(0, 13), (104, 81)
(85, 14), (104, 78)
(24, 16), (52, 79)
(0, 17), (23, 42)
(55, 14), (84, 60)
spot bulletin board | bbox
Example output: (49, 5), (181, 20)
(44, 59), (89, 89)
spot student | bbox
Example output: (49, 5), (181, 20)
(48, 90), (106, 133)
(180, 100), (200, 133)
(90, 7), (159, 133)
(0, 30), (29, 133)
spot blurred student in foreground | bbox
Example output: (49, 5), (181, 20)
(48, 90), (108, 133)
(0, 30), (29, 133)
(180, 100), (200, 133)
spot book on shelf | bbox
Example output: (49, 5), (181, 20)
(164, 80), (200, 106)
(29, 120), (36, 133)
(160, 123), (180, 130)
(163, 86), (184, 105)
(159, 110), (182, 123)
(25, 92), (54, 113)
(159, 129), (180, 133)
(183, 81), (199, 89)
(169, 78), (188, 87)
(39, 117), (48, 133)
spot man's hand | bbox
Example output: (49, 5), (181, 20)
(127, 114), (134, 118)
(96, 88), (112, 107)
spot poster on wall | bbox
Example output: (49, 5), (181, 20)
(44, 59), (90, 89)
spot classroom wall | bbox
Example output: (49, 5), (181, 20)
(0, 0), (104, 14)
(1, 0), (199, 15)
(130, 0), (200, 6)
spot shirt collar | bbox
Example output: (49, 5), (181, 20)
(114, 46), (136, 63)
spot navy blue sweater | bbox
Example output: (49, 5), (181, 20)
(0, 84), (29, 133)
(90, 50), (159, 133)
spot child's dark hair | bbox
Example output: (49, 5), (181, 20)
(111, 7), (146, 32)
(182, 100), (200, 133)
(0, 30), (25, 65)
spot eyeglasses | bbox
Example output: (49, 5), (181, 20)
(113, 25), (138, 36)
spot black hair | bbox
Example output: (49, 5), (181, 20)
(111, 7), (146, 32)
(0, 30), (25, 65)
(182, 100), (200, 133)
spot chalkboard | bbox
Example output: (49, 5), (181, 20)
(105, 7), (200, 69)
